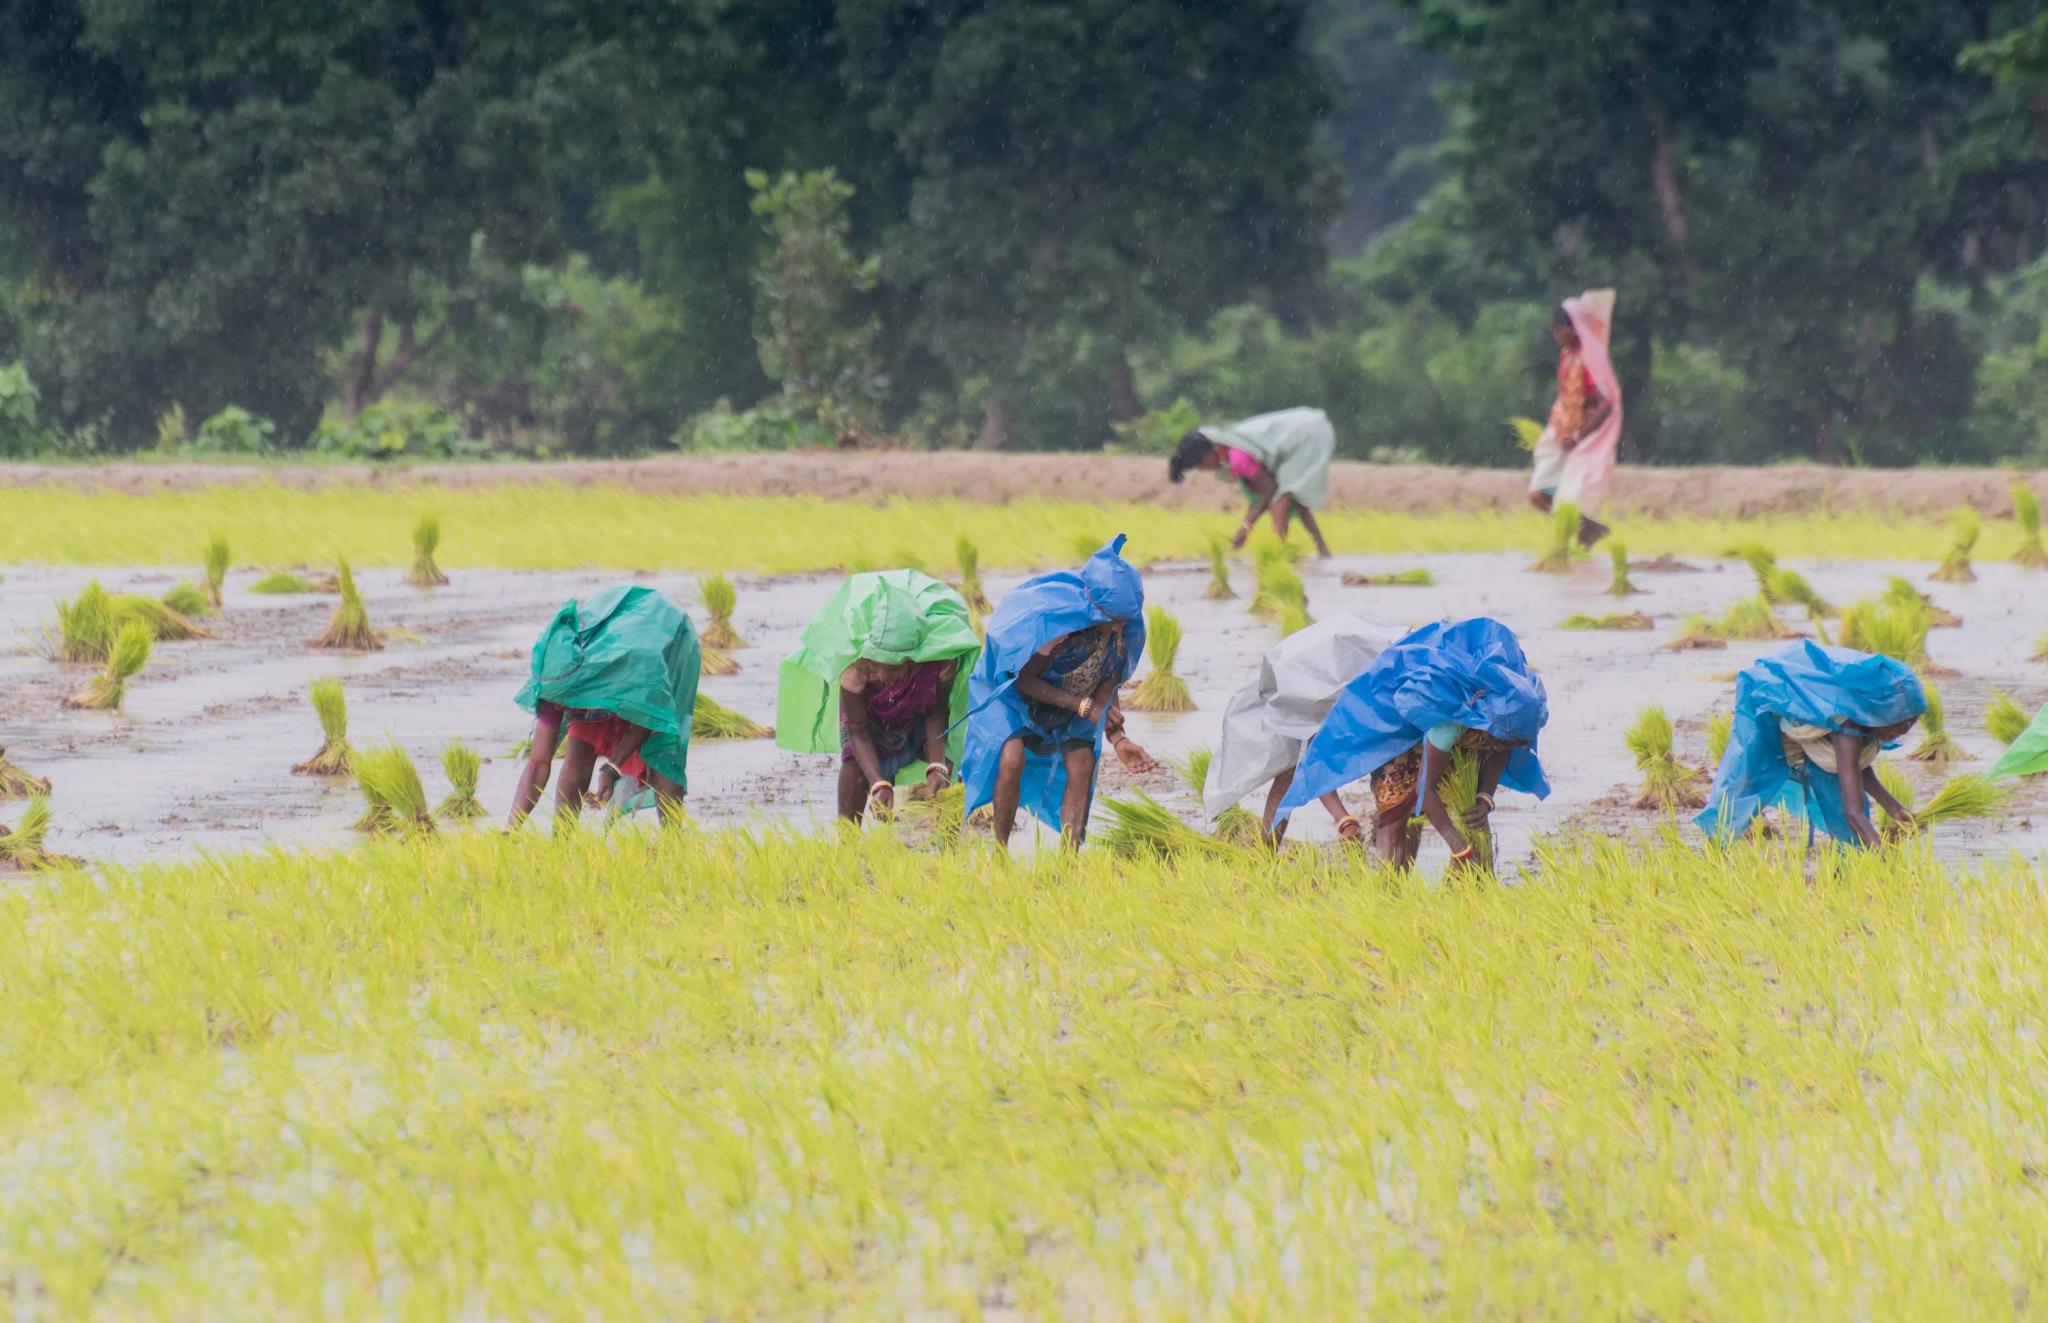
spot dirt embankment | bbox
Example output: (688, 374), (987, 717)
(4, 454), (2042, 519)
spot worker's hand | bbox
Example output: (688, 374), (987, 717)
(1230, 524), (1250, 550)
(1112, 734), (1158, 774)
(1884, 815), (1921, 842)
(1335, 815), (1364, 845)
(909, 763), (949, 801)
(1462, 793), (1493, 835)
(867, 780), (895, 819)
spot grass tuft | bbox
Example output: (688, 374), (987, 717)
(51, 581), (116, 663)
(293, 679), (354, 776)
(407, 514), (448, 588)
(436, 742), (487, 820)
(1125, 606), (1194, 712)
(693, 693), (770, 740)
(1626, 705), (1705, 811)
(698, 572), (745, 650)
(1930, 506), (1980, 584)
(353, 744), (436, 837)
(65, 620), (152, 710)
(2014, 483), (2048, 569)
(1986, 691), (2030, 747)
(315, 561), (383, 651)
(1908, 684), (1966, 763)
(1529, 501), (1580, 573)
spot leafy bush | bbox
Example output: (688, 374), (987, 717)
(676, 399), (835, 452)
(1109, 397), (1202, 455)
(312, 400), (488, 461)
(187, 406), (277, 457)
(0, 361), (43, 457)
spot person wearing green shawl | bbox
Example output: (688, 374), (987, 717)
(1991, 702), (2048, 782)
(507, 584), (700, 828)
(775, 570), (982, 822)
(1168, 406), (1336, 557)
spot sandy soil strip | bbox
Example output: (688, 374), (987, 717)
(4, 454), (2043, 519)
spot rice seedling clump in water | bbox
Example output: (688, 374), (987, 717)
(1986, 691), (2029, 747)
(65, 620), (152, 711)
(1125, 606), (1194, 712)
(1705, 710), (1734, 767)
(1931, 506), (1980, 584)
(1249, 552), (1307, 624)
(353, 744), (435, 837)
(1915, 772), (2006, 826)
(0, 747), (51, 800)
(315, 561), (383, 651)
(1561, 612), (1652, 631)
(249, 571), (315, 595)
(293, 679), (354, 776)
(204, 535), (230, 607)
(1100, 790), (1235, 859)
(1625, 704), (1704, 811)
(436, 741), (486, 820)
(2013, 483), (2048, 569)
(110, 594), (210, 642)
(407, 514), (448, 588)
(955, 536), (991, 613)
(1342, 568), (1436, 587)
(0, 796), (78, 871)
(1909, 684), (1965, 763)
(1203, 536), (1235, 600)
(1841, 594), (1934, 670)
(52, 581), (115, 663)
(161, 581), (213, 618)
(693, 693), (770, 740)
(1710, 596), (1791, 641)
(698, 572), (745, 650)
(1606, 542), (1638, 596)
(1530, 501), (1580, 573)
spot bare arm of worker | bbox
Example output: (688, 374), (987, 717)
(1861, 762), (1915, 840)
(1565, 390), (1614, 452)
(1833, 733), (1884, 847)
(915, 692), (952, 797)
(1269, 491), (1296, 541)
(1235, 471), (1277, 548)
(1467, 750), (1511, 834)
(583, 762), (622, 809)
(1417, 742), (1473, 858)
(1011, 649), (1085, 713)
(1322, 791), (1361, 841)
(840, 684), (890, 791)
(1295, 505), (1334, 558)
(1105, 705), (1157, 773)
(507, 701), (564, 828)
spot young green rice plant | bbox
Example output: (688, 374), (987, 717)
(436, 741), (486, 820)
(1248, 555), (1306, 622)
(203, 534), (230, 607)
(1841, 594), (1935, 671)
(160, 581), (213, 618)
(109, 594), (211, 642)
(0, 747), (51, 800)
(1561, 612), (1653, 631)
(1506, 416), (1545, 450)
(1529, 501), (1580, 573)
(315, 561), (383, 651)
(1908, 684), (1965, 763)
(900, 778), (968, 850)
(406, 514), (448, 588)
(51, 580), (115, 663)
(1706, 710), (1734, 768)
(1875, 760), (1918, 835)
(249, 570), (316, 595)
(1662, 613), (1727, 651)
(693, 693), (770, 740)
(1625, 704), (1704, 811)
(1930, 505), (1980, 583)
(1710, 596), (1792, 641)
(1734, 542), (1781, 600)
(1177, 746), (1262, 846)
(1769, 568), (1833, 620)
(698, 572), (746, 650)
(699, 642), (739, 675)
(1341, 568), (1436, 587)
(955, 535), (992, 613)
(1436, 746), (1492, 873)
(1125, 606), (1194, 712)
(1914, 772), (2006, 826)
(1884, 575), (1960, 627)
(0, 796), (77, 871)
(1276, 597), (1313, 638)
(353, 743), (436, 837)
(1986, 691), (2030, 747)
(64, 620), (152, 711)
(2034, 629), (2048, 664)
(293, 678), (354, 776)
(1606, 542), (1638, 597)
(2013, 483), (2048, 569)
(1099, 790), (1234, 859)
(1203, 536), (1235, 600)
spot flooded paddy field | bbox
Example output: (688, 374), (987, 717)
(4, 550), (2046, 869)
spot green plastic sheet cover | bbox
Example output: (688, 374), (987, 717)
(515, 584), (701, 791)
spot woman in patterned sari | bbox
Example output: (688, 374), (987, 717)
(1528, 290), (1622, 549)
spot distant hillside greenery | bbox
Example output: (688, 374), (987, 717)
(1, 1), (2044, 467)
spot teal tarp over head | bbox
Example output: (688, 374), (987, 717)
(515, 584), (701, 791)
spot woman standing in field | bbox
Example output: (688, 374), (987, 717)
(1203, 613), (1394, 843)
(964, 535), (1156, 850)
(774, 569), (981, 823)
(1527, 290), (1622, 548)
(1697, 641), (1924, 849)
(506, 584), (700, 829)
(1168, 406), (1336, 557)
(1276, 617), (1550, 873)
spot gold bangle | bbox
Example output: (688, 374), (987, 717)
(1078, 696), (1093, 720)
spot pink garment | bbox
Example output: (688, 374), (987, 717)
(1224, 447), (1265, 481)
(1556, 289), (1623, 512)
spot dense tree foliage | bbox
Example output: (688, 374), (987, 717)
(0, 0), (2044, 464)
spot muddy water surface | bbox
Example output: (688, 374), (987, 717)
(3, 553), (2045, 869)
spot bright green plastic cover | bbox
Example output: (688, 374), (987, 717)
(1991, 702), (2048, 780)
(515, 584), (701, 791)
(775, 569), (980, 777)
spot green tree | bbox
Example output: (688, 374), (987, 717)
(746, 169), (882, 428)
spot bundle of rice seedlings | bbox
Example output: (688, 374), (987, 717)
(51, 581), (115, 663)
(901, 779), (969, 850)
(1661, 614), (1727, 651)
(109, 594), (211, 642)
(1341, 569), (1437, 587)
(2014, 483), (2048, 569)
(1930, 506), (1980, 584)
(204, 535), (230, 607)
(436, 741), (486, 820)
(1176, 747), (1263, 845)
(1734, 543), (1781, 601)
(65, 621), (152, 710)
(249, 571), (316, 595)
(1840, 595), (1933, 669)
(0, 747), (52, 799)
(1100, 791), (1231, 859)
(1908, 684), (1965, 763)
(292, 678), (354, 776)
(1769, 569), (1833, 620)
(1914, 772), (2006, 827)
(699, 643), (739, 676)
(1507, 417), (1545, 450)
(1070, 531), (1106, 563)
(1203, 537), (1235, 600)
(1125, 606), (1194, 712)
(0, 797), (78, 872)
(1711, 596), (1792, 641)
(1561, 612), (1653, 631)
(1606, 543), (1638, 597)
(1884, 576), (1960, 627)
(510, 723), (569, 762)
(353, 744), (436, 837)
(1875, 761), (1918, 836)
(1986, 691), (2030, 746)
(1436, 748), (1492, 873)
(160, 582), (213, 617)
(1625, 704), (1704, 811)
(699, 573), (746, 650)
(956, 536), (992, 613)
(407, 514), (448, 588)
(1248, 556), (1307, 622)
(315, 561), (383, 651)
(1530, 501), (1581, 573)
(1276, 598), (1313, 638)
(693, 693), (770, 739)
(1706, 711), (1734, 767)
